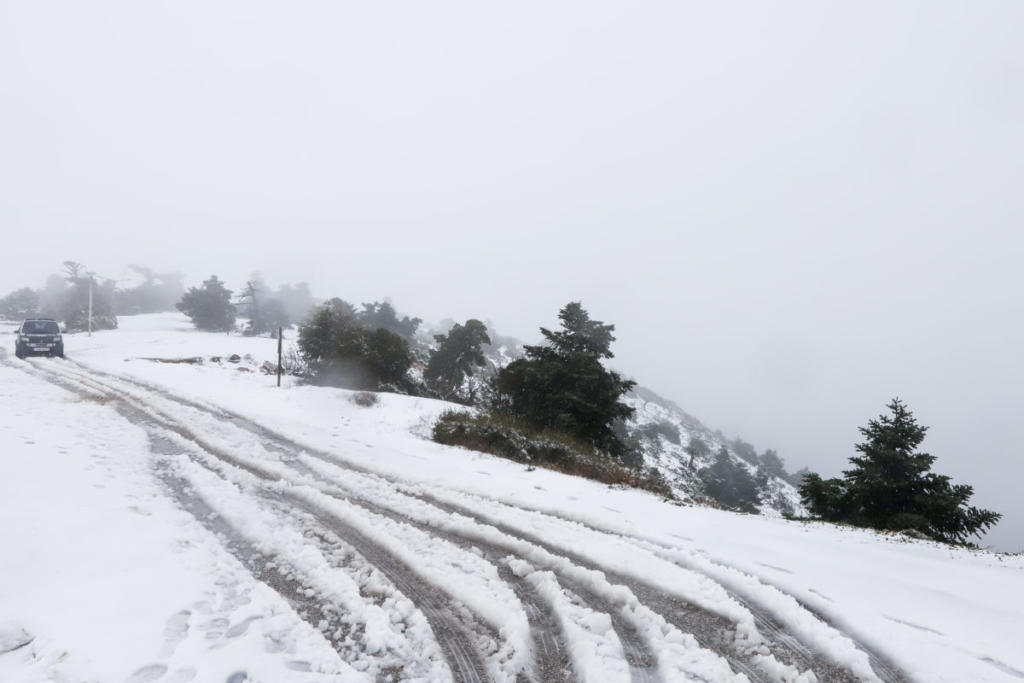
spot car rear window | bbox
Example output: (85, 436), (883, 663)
(23, 320), (60, 334)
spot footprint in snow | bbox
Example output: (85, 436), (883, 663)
(200, 617), (230, 631)
(160, 610), (191, 657)
(0, 626), (34, 654)
(192, 600), (213, 615)
(264, 635), (286, 654)
(225, 616), (262, 639)
(223, 593), (252, 609)
(165, 667), (197, 683)
(225, 672), (249, 683)
(125, 663), (168, 683)
(286, 661), (312, 672)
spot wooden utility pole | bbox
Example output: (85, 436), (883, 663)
(277, 327), (283, 387)
(87, 279), (93, 336)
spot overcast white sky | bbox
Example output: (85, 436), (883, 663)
(2, 1), (1022, 550)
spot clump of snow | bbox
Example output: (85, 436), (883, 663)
(507, 558), (631, 683)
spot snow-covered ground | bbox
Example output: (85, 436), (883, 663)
(1, 313), (1022, 683)
(0, 358), (365, 682)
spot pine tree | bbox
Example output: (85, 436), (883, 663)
(799, 398), (1001, 543)
(424, 319), (491, 401)
(844, 398), (936, 530)
(0, 287), (40, 319)
(60, 265), (117, 332)
(685, 435), (711, 468)
(758, 449), (787, 479)
(787, 466), (812, 488)
(237, 279), (291, 336)
(298, 298), (412, 390)
(492, 302), (636, 458)
(356, 301), (422, 342)
(176, 276), (236, 332)
(699, 446), (761, 513)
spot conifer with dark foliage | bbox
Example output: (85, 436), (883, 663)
(61, 262), (117, 331)
(424, 319), (491, 401)
(799, 398), (1001, 543)
(357, 301), (422, 342)
(730, 437), (759, 464)
(699, 445), (762, 513)
(113, 266), (185, 315)
(758, 449), (787, 479)
(298, 298), (413, 391)
(0, 287), (39, 320)
(491, 302), (636, 458)
(176, 276), (236, 332)
(237, 280), (291, 336)
(685, 435), (711, 468)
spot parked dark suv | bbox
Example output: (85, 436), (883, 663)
(14, 319), (64, 358)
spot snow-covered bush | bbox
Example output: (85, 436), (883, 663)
(433, 410), (673, 497)
(350, 391), (379, 407)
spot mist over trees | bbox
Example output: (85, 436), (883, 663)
(356, 301), (422, 342)
(0, 261), (188, 329)
(685, 435), (711, 468)
(799, 398), (1001, 543)
(113, 265), (185, 316)
(36, 275), (69, 320)
(729, 438), (759, 465)
(274, 282), (317, 324)
(236, 278), (291, 336)
(0, 288), (39, 319)
(176, 276), (236, 332)
(758, 449), (787, 479)
(231, 276), (320, 337)
(297, 298), (415, 391)
(59, 261), (117, 332)
(424, 319), (491, 402)
(699, 445), (762, 513)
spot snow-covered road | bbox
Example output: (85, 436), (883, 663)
(2, 315), (1022, 682)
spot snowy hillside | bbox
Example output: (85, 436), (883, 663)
(1, 314), (1022, 683)
(474, 340), (806, 515)
(622, 387), (806, 515)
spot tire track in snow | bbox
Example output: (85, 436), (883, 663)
(280, 459), (657, 683)
(292, 471), (576, 683)
(146, 440), (408, 677)
(417, 493), (911, 683)
(13, 358), (490, 683)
